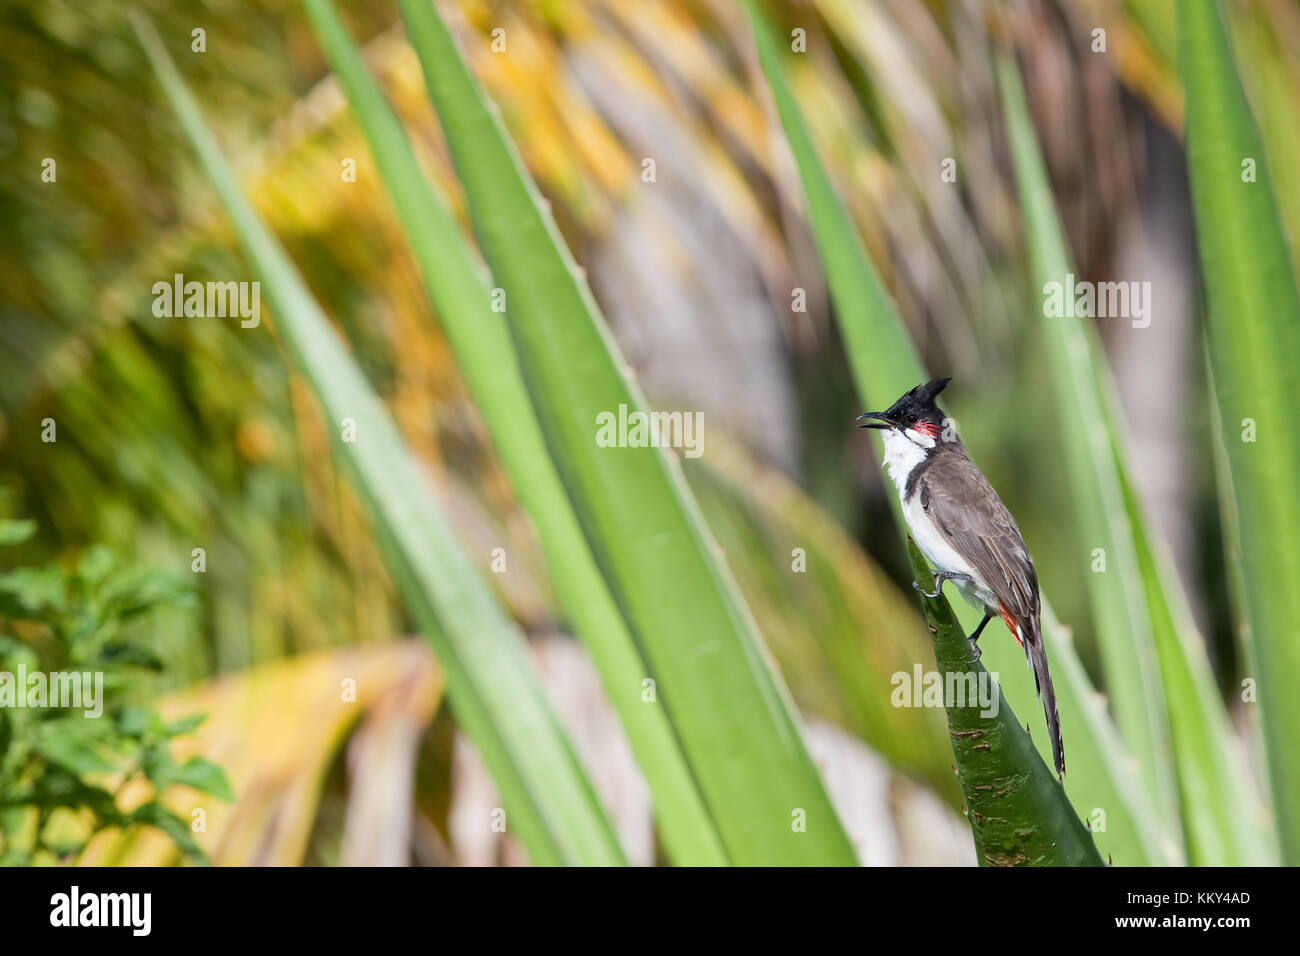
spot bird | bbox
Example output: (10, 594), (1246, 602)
(857, 376), (1064, 776)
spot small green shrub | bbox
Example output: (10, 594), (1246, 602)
(0, 519), (231, 865)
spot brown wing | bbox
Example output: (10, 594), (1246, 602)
(913, 450), (1039, 623)
(913, 451), (1064, 774)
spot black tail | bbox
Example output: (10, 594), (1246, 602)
(1024, 616), (1064, 776)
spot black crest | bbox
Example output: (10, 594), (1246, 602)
(887, 377), (950, 426)
(914, 377), (951, 403)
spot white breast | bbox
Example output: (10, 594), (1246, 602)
(880, 428), (928, 495)
(882, 429), (995, 612)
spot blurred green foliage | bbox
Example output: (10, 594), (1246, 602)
(0, 517), (231, 865)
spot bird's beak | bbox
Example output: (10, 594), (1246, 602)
(856, 412), (895, 430)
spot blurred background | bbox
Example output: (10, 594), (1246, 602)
(2, 0), (1296, 865)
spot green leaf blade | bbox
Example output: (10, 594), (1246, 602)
(998, 48), (1273, 865)
(1180, 0), (1300, 864)
(995, 56), (1179, 831)
(398, 0), (856, 865)
(131, 10), (625, 867)
(297, 0), (725, 867)
(907, 541), (1103, 866)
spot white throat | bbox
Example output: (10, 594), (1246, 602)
(880, 428), (933, 497)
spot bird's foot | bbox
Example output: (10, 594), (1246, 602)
(965, 610), (993, 665)
(912, 578), (942, 599)
(912, 569), (973, 599)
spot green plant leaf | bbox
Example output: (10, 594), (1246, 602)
(168, 757), (234, 802)
(298, 0), (725, 867)
(996, 53), (1272, 864)
(398, 0), (856, 865)
(1115, 450), (1273, 864)
(130, 10), (626, 867)
(749, 6), (925, 420)
(995, 56), (1178, 829)
(117, 706), (166, 739)
(747, 0), (1170, 864)
(906, 539), (1103, 866)
(34, 720), (117, 776)
(688, 438), (958, 803)
(163, 713), (207, 738)
(1180, 0), (1300, 864)
(0, 566), (67, 617)
(0, 519), (37, 547)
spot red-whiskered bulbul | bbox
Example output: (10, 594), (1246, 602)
(857, 377), (1064, 776)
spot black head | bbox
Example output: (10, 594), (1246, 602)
(856, 377), (951, 435)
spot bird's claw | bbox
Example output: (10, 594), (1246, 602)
(912, 578), (942, 599)
(913, 567), (948, 599)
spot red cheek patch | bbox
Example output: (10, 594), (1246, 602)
(913, 421), (941, 439)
